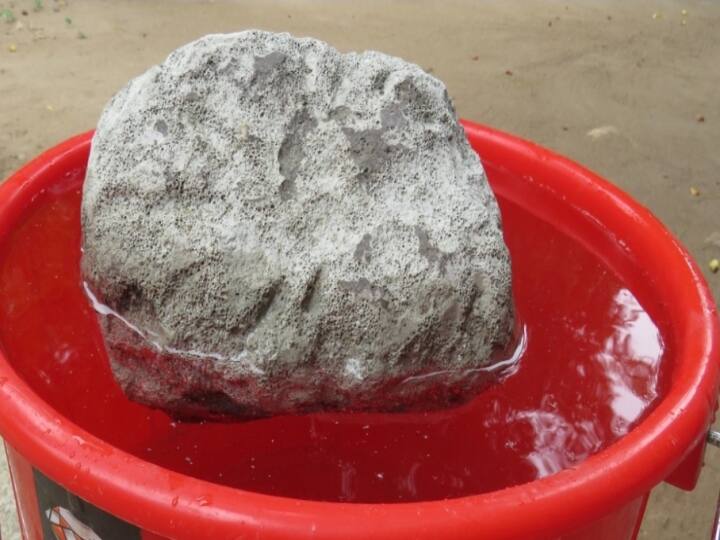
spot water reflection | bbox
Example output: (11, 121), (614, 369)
(516, 288), (664, 478)
(515, 410), (604, 477)
(597, 289), (663, 436)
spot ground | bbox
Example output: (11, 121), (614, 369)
(0, 0), (719, 538)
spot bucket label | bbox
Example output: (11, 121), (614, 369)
(33, 469), (141, 540)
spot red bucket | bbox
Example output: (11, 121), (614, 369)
(0, 121), (717, 539)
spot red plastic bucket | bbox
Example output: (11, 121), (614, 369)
(0, 121), (718, 540)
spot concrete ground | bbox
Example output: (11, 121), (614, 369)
(0, 0), (719, 538)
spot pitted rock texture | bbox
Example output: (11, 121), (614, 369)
(81, 30), (514, 419)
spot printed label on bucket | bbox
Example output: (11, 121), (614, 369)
(33, 469), (141, 540)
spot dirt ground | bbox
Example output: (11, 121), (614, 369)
(0, 0), (719, 538)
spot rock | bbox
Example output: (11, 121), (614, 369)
(81, 30), (515, 419)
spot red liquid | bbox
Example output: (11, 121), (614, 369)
(0, 169), (668, 503)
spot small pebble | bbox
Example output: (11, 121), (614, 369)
(682, 19), (687, 26)
(710, 259), (720, 273)
(8, 43), (17, 52)
(505, 69), (513, 76)
(690, 187), (700, 197)
(697, 115), (705, 123)
(681, 9), (688, 16)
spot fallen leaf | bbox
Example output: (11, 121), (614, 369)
(0, 9), (15, 23)
(505, 69), (513, 76)
(705, 232), (720, 249)
(586, 125), (619, 139)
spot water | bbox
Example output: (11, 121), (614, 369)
(0, 169), (669, 503)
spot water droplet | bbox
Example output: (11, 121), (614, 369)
(195, 495), (210, 506)
(171, 496), (179, 507)
(72, 435), (85, 446)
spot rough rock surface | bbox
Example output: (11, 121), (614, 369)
(81, 30), (514, 419)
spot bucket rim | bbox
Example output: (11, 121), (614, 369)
(0, 122), (717, 540)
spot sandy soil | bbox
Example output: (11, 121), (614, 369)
(1, 0), (719, 538)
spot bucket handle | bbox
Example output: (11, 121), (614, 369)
(708, 431), (720, 540)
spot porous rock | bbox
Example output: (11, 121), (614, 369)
(81, 30), (514, 419)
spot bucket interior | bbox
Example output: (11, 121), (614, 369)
(0, 141), (674, 505)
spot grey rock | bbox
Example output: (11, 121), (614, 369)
(81, 30), (514, 419)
